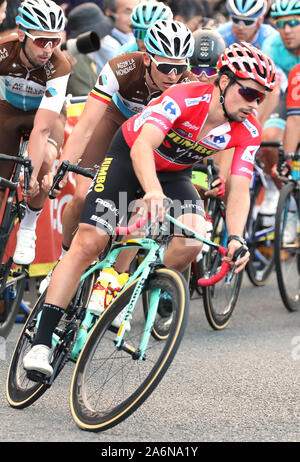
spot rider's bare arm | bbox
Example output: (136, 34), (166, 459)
(283, 115), (300, 153)
(226, 174), (251, 238)
(59, 96), (108, 165)
(28, 108), (59, 178)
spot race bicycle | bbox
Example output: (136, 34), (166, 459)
(0, 130), (33, 338)
(7, 161), (233, 432)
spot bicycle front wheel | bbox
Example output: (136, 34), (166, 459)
(274, 182), (300, 312)
(70, 267), (189, 432)
(246, 180), (275, 286)
(202, 210), (243, 330)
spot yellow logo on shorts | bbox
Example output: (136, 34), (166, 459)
(94, 157), (113, 192)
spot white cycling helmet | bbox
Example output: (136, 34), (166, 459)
(131, 1), (173, 29)
(16, 0), (66, 32)
(226, 0), (267, 18)
(144, 20), (195, 59)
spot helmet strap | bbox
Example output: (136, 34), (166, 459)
(146, 62), (160, 90)
(218, 79), (236, 122)
(20, 36), (42, 69)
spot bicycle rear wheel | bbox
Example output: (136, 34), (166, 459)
(274, 182), (300, 312)
(6, 272), (95, 409)
(202, 210), (243, 330)
(0, 265), (28, 338)
(6, 291), (48, 408)
(70, 267), (189, 432)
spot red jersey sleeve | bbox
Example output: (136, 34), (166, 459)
(229, 116), (262, 179)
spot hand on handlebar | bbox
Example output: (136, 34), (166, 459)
(20, 173), (39, 198)
(42, 171), (68, 197)
(225, 240), (249, 274)
(271, 162), (290, 181)
(204, 176), (226, 198)
(142, 190), (168, 222)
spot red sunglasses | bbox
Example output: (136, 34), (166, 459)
(190, 66), (218, 78)
(23, 30), (62, 49)
(235, 80), (266, 104)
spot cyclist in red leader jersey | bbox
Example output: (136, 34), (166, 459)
(23, 41), (276, 378)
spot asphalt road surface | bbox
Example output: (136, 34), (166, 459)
(0, 271), (299, 444)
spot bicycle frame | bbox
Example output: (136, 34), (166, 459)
(245, 161), (275, 264)
(70, 213), (230, 361)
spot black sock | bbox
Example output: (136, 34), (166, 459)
(33, 303), (65, 348)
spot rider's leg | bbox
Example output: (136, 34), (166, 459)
(23, 223), (109, 376)
(61, 174), (92, 251)
(163, 212), (205, 272)
(61, 107), (125, 252)
(32, 224), (109, 349)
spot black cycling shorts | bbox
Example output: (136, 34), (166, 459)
(80, 126), (205, 235)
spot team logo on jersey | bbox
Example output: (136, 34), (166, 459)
(182, 121), (199, 130)
(201, 133), (231, 150)
(158, 130), (215, 164)
(185, 94), (211, 107)
(45, 87), (58, 97)
(241, 145), (259, 164)
(98, 74), (108, 86)
(160, 96), (181, 122)
(243, 119), (259, 137)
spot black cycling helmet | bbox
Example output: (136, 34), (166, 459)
(190, 28), (226, 68)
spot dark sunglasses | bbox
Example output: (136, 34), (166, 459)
(133, 28), (147, 40)
(190, 65), (218, 78)
(275, 18), (300, 29)
(23, 30), (62, 48)
(231, 16), (257, 27)
(235, 80), (266, 104)
(149, 54), (188, 75)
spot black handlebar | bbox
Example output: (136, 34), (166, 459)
(49, 160), (95, 199)
(0, 153), (33, 195)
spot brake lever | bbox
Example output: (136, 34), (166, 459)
(22, 159), (33, 195)
(49, 160), (70, 199)
(226, 245), (248, 282)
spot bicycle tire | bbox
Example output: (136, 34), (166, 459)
(6, 291), (48, 409)
(70, 267), (189, 432)
(143, 264), (192, 341)
(274, 182), (300, 312)
(6, 272), (95, 409)
(202, 210), (243, 330)
(246, 179), (275, 286)
(0, 266), (28, 338)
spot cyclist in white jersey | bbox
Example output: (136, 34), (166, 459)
(0, 0), (70, 266)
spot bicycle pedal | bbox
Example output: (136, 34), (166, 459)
(25, 369), (49, 383)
